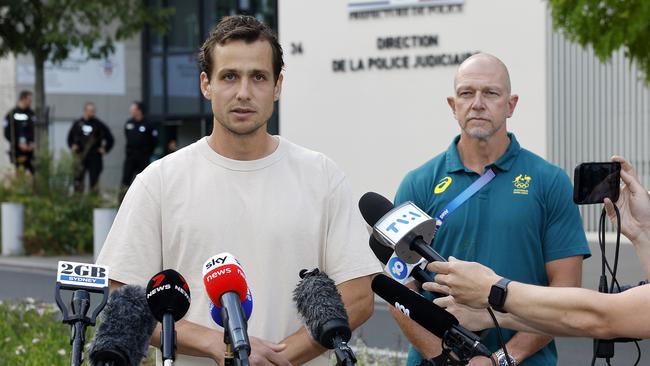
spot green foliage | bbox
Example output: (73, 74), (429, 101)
(0, 299), (71, 365)
(0, 298), (156, 365)
(0, 0), (174, 62)
(348, 339), (406, 366)
(0, 147), (115, 255)
(548, 0), (650, 83)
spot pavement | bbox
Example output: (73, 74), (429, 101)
(0, 254), (93, 273)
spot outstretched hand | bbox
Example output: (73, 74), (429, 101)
(604, 156), (650, 243)
(424, 257), (500, 309)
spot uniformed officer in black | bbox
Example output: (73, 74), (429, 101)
(67, 102), (115, 192)
(121, 101), (158, 188)
(3, 90), (36, 173)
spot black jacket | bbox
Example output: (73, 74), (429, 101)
(67, 117), (115, 158)
(124, 118), (158, 157)
(3, 106), (35, 155)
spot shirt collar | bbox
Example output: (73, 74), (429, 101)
(445, 132), (521, 173)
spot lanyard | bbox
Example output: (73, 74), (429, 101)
(435, 168), (496, 228)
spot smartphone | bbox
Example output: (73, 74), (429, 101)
(573, 162), (621, 205)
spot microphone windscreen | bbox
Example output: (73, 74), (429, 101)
(371, 274), (457, 339)
(369, 235), (393, 264)
(358, 192), (394, 226)
(146, 269), (191, 322)
(209, 288), (253, 327)
(293, 269), (351, 349)
(88, 285), (157, 366)
(203, 253), (248, 307)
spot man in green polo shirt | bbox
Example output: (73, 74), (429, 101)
(390, 53), (590, 366)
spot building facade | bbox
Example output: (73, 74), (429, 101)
(1, 0), (648, 231)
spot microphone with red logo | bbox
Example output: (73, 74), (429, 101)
(146, 269), (191, 366)
(203, 253), (250, 366)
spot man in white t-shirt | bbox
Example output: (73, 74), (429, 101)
(96, 15), (381, 366)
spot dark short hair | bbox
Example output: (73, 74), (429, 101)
(132, 101), (146, 114)
(198, 15), (284, 83)
(18, 90), (32, 101)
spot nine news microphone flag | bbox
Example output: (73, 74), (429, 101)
(55, 261), (109, 366)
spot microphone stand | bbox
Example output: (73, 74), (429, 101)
(55, 283), (108, 366)
(332, 335), (357, 366)
(221, 308), (249, 366)
(223, 328), (235, 366)
(70, 290), (91, 366)
(161, 313), (176, 366)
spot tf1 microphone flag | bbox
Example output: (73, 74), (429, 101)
(359, 192), (445, 264)
(88, 285), (157, 366)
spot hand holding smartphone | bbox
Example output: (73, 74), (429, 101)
(573, 162), (621, 205)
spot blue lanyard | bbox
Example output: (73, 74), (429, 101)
(435, 169), (496, 228)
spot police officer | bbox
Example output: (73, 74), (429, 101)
(121, 101), (158, 189)
(3, 90), (36, 173)
(67, 102), (114, 192)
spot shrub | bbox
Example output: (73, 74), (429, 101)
(0, 146), (115, 255)
(0, 298), (155, 365)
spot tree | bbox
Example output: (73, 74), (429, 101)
(548, 0), (650, 83)
(0, 0), (174, 143)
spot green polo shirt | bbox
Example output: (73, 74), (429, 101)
(396, 133), (590, 366)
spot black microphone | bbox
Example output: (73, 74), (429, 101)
(369, 235), (434, 285)
(359, 192), (446, 264)
(293, 268), (357, 366)
(371, 274), (491, 360)
(88, 285), (157, 366)
(146, 269), (191, 365)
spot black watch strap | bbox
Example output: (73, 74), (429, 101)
(489, 277), (512, 313)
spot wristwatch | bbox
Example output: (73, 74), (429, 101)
(488, 277), (512, 313)
(495, 348), (517, 366)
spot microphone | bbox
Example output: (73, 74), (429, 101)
(293, 268), (356, 366)
(146, 269), (191, 365)
(371, 274), (491, 361)
(55, 261), (110, 366)
(209, 288), (253, 327)
(369, 235), (434, 285)
(88, 285), (157, 366)
(359, 192), (445, 264)
(203, 253), (251, 363)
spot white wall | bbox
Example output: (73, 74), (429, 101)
(279, 0), (547, 200)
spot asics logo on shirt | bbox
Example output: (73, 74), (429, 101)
(434, 176), (452, 194)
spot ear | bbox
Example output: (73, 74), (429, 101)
(200, 72), (211, 100)
(447, 96), (457, 117)
(507, 94), (519, 118)
(273, 73), (284, 102)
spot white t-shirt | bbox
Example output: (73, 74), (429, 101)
(97, 136), (382, 366)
